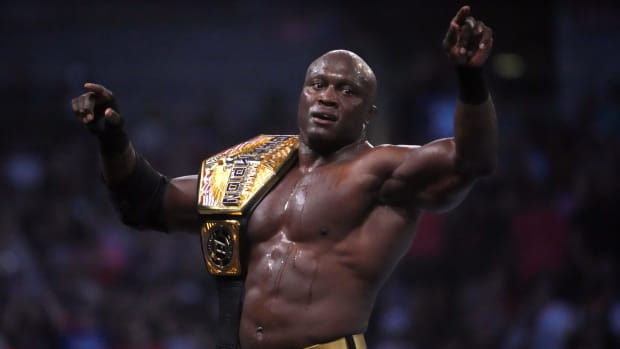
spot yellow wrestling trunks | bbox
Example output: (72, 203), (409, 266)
(305, 334), (367, 349)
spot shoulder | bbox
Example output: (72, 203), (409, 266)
(361, 143), (422, 164)
(353, 143), (422, 176)
(370, 143), (422, 154)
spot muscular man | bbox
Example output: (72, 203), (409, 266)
(72, 6), (495, 349)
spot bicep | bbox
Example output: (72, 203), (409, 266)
(163, 175), (201, 233)
(379, 138), (475, 211)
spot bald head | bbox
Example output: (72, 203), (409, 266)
(306, 50), (377, 102)
(297, 49), (379, 154)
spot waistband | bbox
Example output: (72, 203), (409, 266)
(304, 334), (366, 349)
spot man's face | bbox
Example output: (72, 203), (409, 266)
(297, 52), (376, 154)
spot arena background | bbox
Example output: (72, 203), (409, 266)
(1, 0), (619, 348)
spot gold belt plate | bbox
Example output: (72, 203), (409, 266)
(197, 134), (299, 215)
(200, 220), (242, 276)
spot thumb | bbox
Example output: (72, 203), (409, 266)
(104, 108), (122, 127)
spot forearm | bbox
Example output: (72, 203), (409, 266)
(453, 66), (498, 175)
(101, 142), (137, 184)
(96, 119), (137, 184)
(97, 127), (170, 231)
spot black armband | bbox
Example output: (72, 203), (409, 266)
(97, 126), (130, 158)
(455, 65), (489, 105)
(107, 154), (169, 231)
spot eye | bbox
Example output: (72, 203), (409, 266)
(311, 81), (325, 89)
(341, 85), (355, 95)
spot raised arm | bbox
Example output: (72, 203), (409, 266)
(379, 5), (497, 212)
(71, 83), (200, 232)
(447, 6), (497, 175)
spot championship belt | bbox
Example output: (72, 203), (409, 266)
(196, 134), (299, 349)
(197, 134), (299, 276)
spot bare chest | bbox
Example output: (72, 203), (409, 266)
(247, 164), (379, 243)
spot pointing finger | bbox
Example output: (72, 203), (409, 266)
(452, 5), (471, 26)
(84, 82), (113, 100)
(443, 21), (460, 50)
(83, 82), (104, 93)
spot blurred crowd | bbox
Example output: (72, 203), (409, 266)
(1, 1), (619, 349)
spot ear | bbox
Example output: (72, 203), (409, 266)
(367, 104), (378, 123)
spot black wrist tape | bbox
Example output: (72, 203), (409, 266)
(456, 65), (489, 105)
(98, 127), (130, 158)
(107, 154), (169, 231)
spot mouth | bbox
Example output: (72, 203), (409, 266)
(310, 112), (338, 125)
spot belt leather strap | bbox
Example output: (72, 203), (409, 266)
(215, 279), (244, 349)
(197, 135), (299, 349)
(304, 334), (367, 349)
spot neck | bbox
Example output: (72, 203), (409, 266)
(297, 137), (371, 172)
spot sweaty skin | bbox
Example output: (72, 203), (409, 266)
(167, 50), (495, 349)
(72, 6), (496, 349)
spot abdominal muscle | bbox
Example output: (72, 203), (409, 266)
(238, 234), (375, 349)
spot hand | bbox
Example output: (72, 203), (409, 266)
(442, 6), (493, 67)
(71, 83), (122, 135)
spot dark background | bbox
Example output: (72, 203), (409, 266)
(1, 1), (620, 348)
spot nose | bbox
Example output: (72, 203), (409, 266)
(318, 86), (338, 108)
